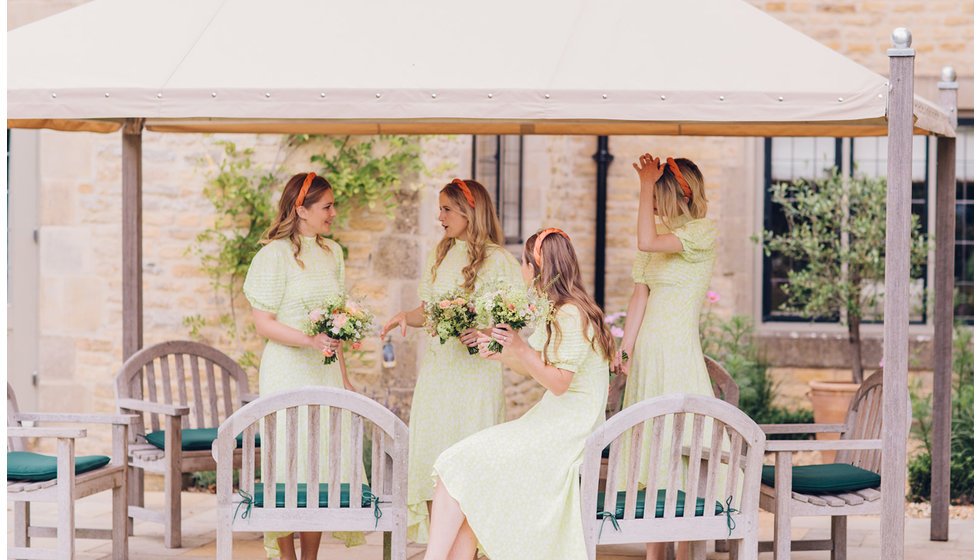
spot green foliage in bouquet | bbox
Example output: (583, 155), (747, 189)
(477, 285), (549, 354)
(425, 292), (479, 355)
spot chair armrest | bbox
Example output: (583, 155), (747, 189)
(240, 392), (260, 403)
(117, 398), (190, 416)
(14, 412), (138, 425)
(760, 423), (846, 435)
(765, 438), (882, 453)
(7, 427), (87, 439)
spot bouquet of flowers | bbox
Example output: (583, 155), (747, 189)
(477, 284), (550, 353)
(308, 295), (376, 365)
(424, 291), (479, 355)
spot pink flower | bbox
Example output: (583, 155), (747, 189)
(610, 326), (625, 338)
(346, 301), (360, 314)
(508, 304), (515, 310)
(332, 313), (348, 329)
(322, 349), (334, 357)
(879, 358), (885, 367)
(308, 308), (323, 322)
(454, 298), (466, 306)
(439, 300), (452, 309)
(706, 290), (720, 303)
(352, 341), (362, 351)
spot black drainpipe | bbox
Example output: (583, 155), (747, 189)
(592, 136), (613, 309)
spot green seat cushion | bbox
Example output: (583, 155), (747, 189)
(144, 428), (260, 451)
(595, 488), (724, 519)
(7, 451), (111, 482)
(251, 483), (372, 508)
(761, 463), (881, 493)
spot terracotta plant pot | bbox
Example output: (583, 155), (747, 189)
(807, 380), (861, 463)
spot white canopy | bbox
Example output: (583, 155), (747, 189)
(7, 0), (954, 137)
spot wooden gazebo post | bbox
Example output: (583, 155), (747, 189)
(931, 66), (958, 542)
(122, 118), (145, 361)
(883, 27), (915, 560)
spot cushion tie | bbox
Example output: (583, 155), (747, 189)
(235, 489), (253, 520)
(722, 495), (739, 537)
(597, 510), (621, 541)
(363, 489), (387, 529)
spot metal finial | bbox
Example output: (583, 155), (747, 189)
(891, 28), (912, 48)
(941, 66), (957, 83)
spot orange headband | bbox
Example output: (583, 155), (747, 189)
(452, 178), (476, 209)
(295, 172), (317, 208)
(664, 158), (692, 200)
(533, 228), (571, 266)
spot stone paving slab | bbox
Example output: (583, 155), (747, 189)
(7, 491), (973, 559)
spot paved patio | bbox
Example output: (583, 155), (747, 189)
(7, 490), (973, 559)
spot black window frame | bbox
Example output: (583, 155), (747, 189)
(470, 135), (525, 246)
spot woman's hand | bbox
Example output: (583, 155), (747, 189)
(458, 327), (480, 348)
(381, 311), (408, 338)
(310, 333), (340, 354)
(613, 349), (632, 376)
(476, 332), (502, 361)
(490, 324), (526, 352)
(633, 153), (664, 186)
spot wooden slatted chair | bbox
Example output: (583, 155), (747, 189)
(582, 394), (765, 560)
(113, 340), (258, 548)
(214, 386), (409, 560)
(7, 383), (135, 559)
(606, 356), (739, 418)
(758, 370), (907, 559)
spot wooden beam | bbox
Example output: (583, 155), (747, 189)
(931, 67), (958, 542)
(883, 28), (915, 560)
(122, 118), (145, 360)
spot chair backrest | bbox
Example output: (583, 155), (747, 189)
(581, 394), (765, 557)
(114, 340), (253, 438)
(214, 387), (409, 533)
(7, 383), (27, 452)
(606, 356), (739, 417)
(837, 369), (885, 472)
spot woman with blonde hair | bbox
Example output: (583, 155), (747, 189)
(243, 172), (361, 558)
(381, 179), (522, 543)
(423, 228), (615, 560)
(612, 155), (717, 560)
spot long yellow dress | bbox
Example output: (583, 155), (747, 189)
(618, 218), (722, 495)
(243, 235), (364, 557)
(434, 305), (609, 560)
(407, 239), (523, 543)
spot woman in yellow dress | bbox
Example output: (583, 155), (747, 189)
(423, 229), (615, 560)
(243, 172), (361, 559)
(381, 179), (522, 543)
(612, 155), (717, 560)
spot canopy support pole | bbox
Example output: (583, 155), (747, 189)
(122, 118), (145, 360)
(593, 136), (612, 307)
(883, 28), (915, 560)
(931, 67), (958, 542)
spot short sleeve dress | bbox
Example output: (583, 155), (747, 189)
(242, 235), (364, 555)
(433, 305), (610, 560)
(617, 218), (728, 494)
(407, 239), (522, 543)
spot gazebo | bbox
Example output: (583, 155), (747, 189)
(7, 0), (962, 557)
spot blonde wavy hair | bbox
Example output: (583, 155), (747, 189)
(261, 172), (334, 267)
(523, 230), (616, 366)
(430, 180), (504, 293)
(654, 158), (708, 228)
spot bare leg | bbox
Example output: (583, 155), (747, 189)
(647, 542), (666, 560)
(278, 534), (297, 560)
(423, 478), (466, 560)
(298, 532), (323, 560)
(446, 519), (478, 560)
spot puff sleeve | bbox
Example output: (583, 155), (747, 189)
(243, 243), (286, 313)
(674, 219), (717, 263)
(631, 251), (652, 284)
(529, 305), (590, 374)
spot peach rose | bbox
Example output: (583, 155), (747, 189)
(308, 308), (323, 322)
(352, 341), (362, 351)
(332, 313), (348, 329)
(439, 301), (452, 309)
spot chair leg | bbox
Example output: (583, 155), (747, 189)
(773, 452), (793, 560)
(113, 475), (129, 560)
(164, 416), (182, 548)
(665, 542), (676, 560)
(14, 502), (30, 549)
(691, 540), (707, 560)
(57, 438), (76, 559)
(830, 515), (847, 560)
(216, 516), (232, 560)
(127, 466), (143, 536)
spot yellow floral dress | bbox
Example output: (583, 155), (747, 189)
(434, 305), (609, 560)
(407, 239), (522, 543)
(618, 218), (725, 495)
(243, 236), (364, 556)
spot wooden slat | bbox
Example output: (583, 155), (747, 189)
(205, 362), (219, 426)
(816, 494), (847, 507)
(190, 356), (205, 429)
(159, 356), (174, 405)
(8, 482), (29, 492)
(837, 492), (866, 506)
(242, 422), (255, 498)
(145, 362), (160, 432)
(350, 414), (364, 509)
(221, 368), (234, 419)
(372, 425), (384, 496)
(854, 488), (881, 502)
(663, 413), (686, 518)
(801, 493), (828, 506)
(603, 433), (624, 517)
(723, 431), (743, 508)
(174, 354), (189, 429)
(263, 413), (277, 510)
(622, 422), (644, 520)
(683, 414), (705, 517)
(329, 407), (342, 509)
(285, 407), (299, 509)
(307, 405), (321, 509)
(702, 417), (725, 506)
(23, 479), (59, 492)
(642, 416), (665, 516)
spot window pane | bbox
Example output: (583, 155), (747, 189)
(954, 122), (975, 323)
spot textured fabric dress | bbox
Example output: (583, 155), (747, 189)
(617, 218), (724, 494)
(407, 239), (522, 543)
(434, 305), (610, 560)
(243, 235), (364, 556)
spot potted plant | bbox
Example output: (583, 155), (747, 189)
(757, 170), (929, 457)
